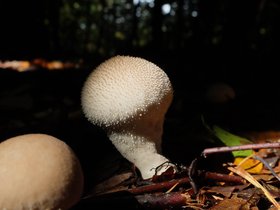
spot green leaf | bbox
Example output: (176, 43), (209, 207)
(213, 125), (253, 157)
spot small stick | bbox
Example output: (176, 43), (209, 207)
(202, 171), (245, 184)
(202, 142), (280, 157)
(253, 155), (280, 182)
(128, 171), (244, 195)
(128, 177), (190, 195)
(188, 157), (199, 194)
(135, 192), (189, 208)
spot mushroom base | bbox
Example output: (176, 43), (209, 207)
(108, 132), (171, 179)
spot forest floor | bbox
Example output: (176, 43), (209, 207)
(1, 61), (280, 209)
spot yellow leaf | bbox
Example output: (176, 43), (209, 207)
(234, 157), (263, 174)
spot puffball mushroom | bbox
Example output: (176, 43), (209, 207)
(0, 134), (84, 210)
(81, 55), (174, 179)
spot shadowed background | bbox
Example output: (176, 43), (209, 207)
(1, 0), (280, 209)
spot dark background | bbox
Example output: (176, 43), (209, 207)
(1, 0), (280, 209)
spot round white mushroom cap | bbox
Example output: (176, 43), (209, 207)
(81, 55), (173, 127)
(0, 134), (84, 210)
(81, 55), (174, 179)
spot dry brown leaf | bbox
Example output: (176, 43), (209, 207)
(228, 166), (280, 209)
(205, 186), (236, 198)
(209, 197), (250, 210)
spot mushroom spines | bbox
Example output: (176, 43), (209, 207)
(81, 55), (173, 127)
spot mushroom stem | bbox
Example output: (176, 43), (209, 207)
(107, 99), (171, 179)
(109, 132), (169, 179)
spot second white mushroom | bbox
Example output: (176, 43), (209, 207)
(81, 55), (173, 179)
(0, 133), (84, 210)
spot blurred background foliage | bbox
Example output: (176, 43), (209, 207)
(2, 0), (280, 63)
(2, 0), (280, 95)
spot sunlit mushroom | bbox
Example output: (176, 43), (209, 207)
(81, 55), (173, 179)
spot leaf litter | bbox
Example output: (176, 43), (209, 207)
(78, 127), (280, 209)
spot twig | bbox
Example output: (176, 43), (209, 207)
(202, 171), (245, 184)
(128, 171), (244, 195)
(81, 191), (194, 209)
(128, 177), (190, 195)
(135, 192), (189, 209)
(202, 142), (280, 157)
(188, 157), (199, 194)
(253, 155), (280, 182)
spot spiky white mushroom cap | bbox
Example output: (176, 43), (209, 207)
(0, 134), (84, 210)
(81, 55), (174, 179)
(81, 55), (173, 128)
